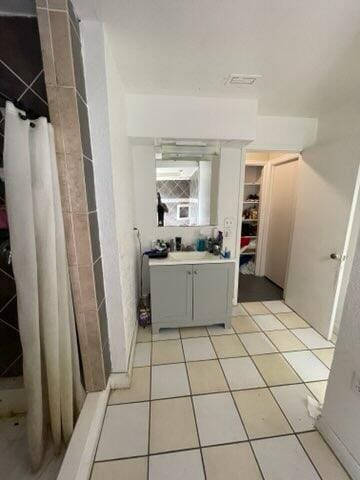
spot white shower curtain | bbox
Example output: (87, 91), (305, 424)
(3, 102), (85, 470)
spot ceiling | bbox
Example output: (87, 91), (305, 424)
(97, 0), (360, 117)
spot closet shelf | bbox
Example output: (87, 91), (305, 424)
(242, 219), (258, 223)
(243, 201), (259, 204)
(244, 182), (261, 186)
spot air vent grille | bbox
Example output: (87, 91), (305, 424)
(225, 74), (261, 86)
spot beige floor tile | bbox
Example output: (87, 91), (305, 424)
(182, 337), (216, 361)
(193, 392), (247, 445)
(187, 360), (228, 395)
(211, 334), (247, 358)
(306, 381), (328, 403)
(133, 343), (151, 367)
(233, 388), (292, 439)
(239, 332), (277, 355)
(152, 328), (180, 341)
(203, 442), (262, 480)
(283, 351), (329, 382)
(242, 302), (270, 315)
(232, 315), (260, 334)
(108, 367), (150, 404)
(252, 314), (286, 331)
(298, 431), (350, 480)
(220, 357), (265, 390)
(232, 303), (248, 316)
(313, 348), (334, 368)
(152, 340), (184, 365)
(137, 326), (152, 342)
(149, 450), (204, 480)
(150, 397), (198, 453)
(252, 353), (301, 386)
(271, 384), (315, 432)
(180, 326), (208, 338)
(91, 457), (147, 480)
(276, 312), (309, 329)
(266, 330), (306, 351)
(96, 403), (149, 460)
(252, 435), (320, 479)
(262, 300), (291, 313)
(151, 363), (190, 399)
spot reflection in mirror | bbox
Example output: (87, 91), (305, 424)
(155, 144), (219, 227)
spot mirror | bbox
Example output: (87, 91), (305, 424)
(155, 145), (219, 227)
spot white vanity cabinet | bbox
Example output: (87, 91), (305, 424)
(149, 254), (235, 333)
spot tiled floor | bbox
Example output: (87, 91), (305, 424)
(92, 301), (350, 480)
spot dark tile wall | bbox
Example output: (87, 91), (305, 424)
(157, 179), (199, 226)
(36, 0), (110, 390)
(0, 16), (49, 377)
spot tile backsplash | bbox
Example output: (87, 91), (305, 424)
(157, 178), (199, 226)
(0, 16), (49, 377)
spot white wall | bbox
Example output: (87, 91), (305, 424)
(81, 20), (138, 372)
(251, 115), (318, 151)
(310, 102), (360, 477)
(103, 31), (138, 363)
(126, 94), (257, 142)
(133, 145), (242, 299)
(319, 224), (360, 478)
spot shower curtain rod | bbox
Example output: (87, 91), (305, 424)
(0, 92), (39, 127)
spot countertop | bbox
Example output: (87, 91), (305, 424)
(149, 251), (236, 266)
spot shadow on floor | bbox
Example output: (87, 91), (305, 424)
(238, 274), (283, 302)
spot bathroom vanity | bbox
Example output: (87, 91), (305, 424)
(149, 251), (235, 333)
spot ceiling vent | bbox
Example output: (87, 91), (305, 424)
(225, 74), (262, 86)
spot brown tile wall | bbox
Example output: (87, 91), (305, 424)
(36, 0), (110, 391)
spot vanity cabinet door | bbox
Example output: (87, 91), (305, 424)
(150, 265), (193, 325)
(193, 263), (234, 324)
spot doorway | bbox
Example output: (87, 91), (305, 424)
(238, 151), (299, 303)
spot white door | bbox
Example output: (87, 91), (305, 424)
(285, 154), (360, 339)
(265, 159), (298, 288)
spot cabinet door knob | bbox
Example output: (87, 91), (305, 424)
(194, 271), (198, 275)
(187, 271), (192, 275)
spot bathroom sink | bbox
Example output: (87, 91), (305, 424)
(168, 251), (215, 261)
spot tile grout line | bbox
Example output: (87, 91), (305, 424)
(147, 338), (153, 479)
(94, 326), (338, 477)
(0, 293), (17, 314)
(0, 353), (22, 377)
(179, 335), (208, 480)
(94, 304), (335, 475)
(0, 265), (15, 281)
(92, 429), (322, 465)
(0, 316), (20, 333)
(230, 315), (322, 442)
(295, 432), (331, 480)
(207, 328), (266, 480)
(249, 304), (330, 480)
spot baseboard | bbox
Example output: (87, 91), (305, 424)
(316, 416), (360, 480)
(109, 323), (138, 389)
(57, 381), (110, 480)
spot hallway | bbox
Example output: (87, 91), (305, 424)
(90, 301), (347, 480)
(238, 275), (283, 302)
